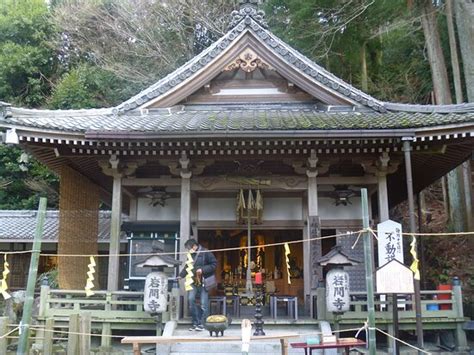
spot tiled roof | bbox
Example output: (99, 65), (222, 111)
(114, 15), (387, 113)
(0, 210), (127, 242)
(4, 106), (474, 135)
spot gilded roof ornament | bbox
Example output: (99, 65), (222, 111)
(224, 48), (274, 72)
(229, 0), (268, 29)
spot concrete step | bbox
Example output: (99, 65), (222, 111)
(169, 324), (316, 355)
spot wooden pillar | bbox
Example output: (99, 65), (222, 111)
(374, 153), (392, 223)
(377, 172), (389, 222)
(305, 151), (320, 313)
(179, 153), (192, 317)
(179, 176), (192, 255)
(108, 156), (122, 291)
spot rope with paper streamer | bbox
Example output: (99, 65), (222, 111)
(84, 256), (96, 297)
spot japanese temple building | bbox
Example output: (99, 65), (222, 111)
(1, 0), (474, 319)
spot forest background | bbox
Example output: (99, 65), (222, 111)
(0, 0), (473, 304)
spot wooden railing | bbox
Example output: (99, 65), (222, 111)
(36, 286), (158, 348)
(315, 288), (463, 324)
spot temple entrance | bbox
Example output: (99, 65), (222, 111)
(198, 229), (304, 306)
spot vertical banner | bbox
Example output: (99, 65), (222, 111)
(309, 216), (322, 287)
(326, 269), (350, 312)
(377, 220), (403, 267)
(144, 272), (168, 313)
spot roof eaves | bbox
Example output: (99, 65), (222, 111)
(85, 128), (417, 140)
(384, 102), (474, 114)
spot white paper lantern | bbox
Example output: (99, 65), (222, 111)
(326, 269), (350, 313)
(143, 271), (168, 314)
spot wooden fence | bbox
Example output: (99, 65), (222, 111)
(314, 283), (469, 351)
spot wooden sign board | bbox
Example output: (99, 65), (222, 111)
(376, 259), (414, 294)
(377, 219), (403, 267)
(326, 269), (350, 312)
(143, 271), (168, 313)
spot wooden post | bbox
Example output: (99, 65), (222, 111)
(67, 313), (79, 354)
(79, 312), (91, 355)
(133, 342), (141, 355)
(280, 338), (288, 355)
(107, 162), (123, 291)
(43, 318), (54, 355)
(361, 188), (376, 355)
(452, 277), (468, 350)
(403, 139), (424, 353)
(17, 197), (47, 355)
(391, 293), (400, 355)
(101, 322), (112, 348)
(38, 285), (50, 317)
(101, 292), (113, 348)
(0, 317), (8, 354)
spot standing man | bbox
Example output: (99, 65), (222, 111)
(179, 238), (217, 331)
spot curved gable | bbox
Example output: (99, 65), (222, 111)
(116, 9), (386, 112)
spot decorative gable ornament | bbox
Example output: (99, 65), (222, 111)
(224, 48), (274, 73)
(229, 0), (268, 29)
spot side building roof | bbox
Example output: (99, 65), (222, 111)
(0, 210), (128, 243)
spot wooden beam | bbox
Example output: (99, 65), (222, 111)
(123, 176), (377, 191)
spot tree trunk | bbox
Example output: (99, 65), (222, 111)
(418, 0), (469, 231)
(419, 0), (452, 104)
(454, 0), (474, 102)
(446, 0), (472, 231)
(454, 0), (474, 231)
(360, 42), (368, 92)
(446, 0), (464, 104)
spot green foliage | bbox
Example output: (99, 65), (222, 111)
(48, 64), (137, 109)
(0, 145), (58, 209)
(266, 0), (433, 103)
(0, 0), (58, 106)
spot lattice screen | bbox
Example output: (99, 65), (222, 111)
(58, 166), (100, 289)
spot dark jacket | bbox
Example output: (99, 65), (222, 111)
(179, 246), (217, 279)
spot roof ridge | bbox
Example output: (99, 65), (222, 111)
(10, 107), (114, 116)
